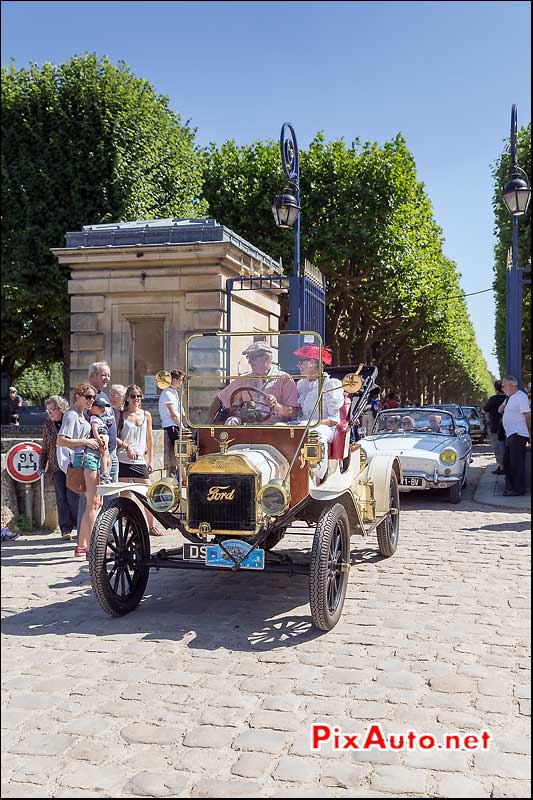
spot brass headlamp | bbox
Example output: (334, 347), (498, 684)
(146, 477), (181, 513)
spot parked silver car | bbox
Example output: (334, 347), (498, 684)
(361, 408), (472, 503)
(462, 406), (486, 443)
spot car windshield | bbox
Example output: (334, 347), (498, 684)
(186, 331), (336, 428)
(463, 407), (480, 421)
(373, 409), (455, 435)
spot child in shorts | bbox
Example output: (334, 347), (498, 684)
(89, 397), (112, 484)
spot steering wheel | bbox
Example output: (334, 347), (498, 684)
(228, 386), (274, 423)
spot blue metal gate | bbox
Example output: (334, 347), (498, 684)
(226, 258), (325, 338)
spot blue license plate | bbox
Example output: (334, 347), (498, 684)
(205, 539), (264, 570)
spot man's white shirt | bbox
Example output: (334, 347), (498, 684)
(159, 387), (181, 428)
(502, 390), (530, 438)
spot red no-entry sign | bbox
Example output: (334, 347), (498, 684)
(5, 442), (42, 483)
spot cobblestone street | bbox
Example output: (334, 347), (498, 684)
(1, 450), (530, 798)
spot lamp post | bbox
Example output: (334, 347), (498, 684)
(272, 123), (301, 329)
(501, 104), (531, 384)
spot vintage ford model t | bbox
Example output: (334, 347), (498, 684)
(92, 331), (401, 630)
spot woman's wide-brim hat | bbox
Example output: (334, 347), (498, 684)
(293, 344), (332, 365)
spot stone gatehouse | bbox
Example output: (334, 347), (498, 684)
(52, 218), (284, 397)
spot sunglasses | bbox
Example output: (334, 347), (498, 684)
(130, 394), (142, 399)
(83, 394), (96, 400)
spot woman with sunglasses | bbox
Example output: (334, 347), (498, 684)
(57, 383), (102, 557)
(117, 385), (162, 536)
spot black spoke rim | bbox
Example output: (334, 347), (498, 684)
(326, 524), (345, 613)
(389, 481), (399, 546)
(105, 512), (144, 600)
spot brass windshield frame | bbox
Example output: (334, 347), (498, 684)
(184, 330), (325, 431)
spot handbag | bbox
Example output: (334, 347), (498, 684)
(66, 450), (87, 494)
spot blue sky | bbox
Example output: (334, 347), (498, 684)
(2, 0), (531, 377)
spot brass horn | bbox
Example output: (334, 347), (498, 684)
(155, 370), (172, 390)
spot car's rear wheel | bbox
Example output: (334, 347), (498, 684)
(376, 471), (400, 557)
(309, 504), (350, 631)
(89, 498), (150, 616)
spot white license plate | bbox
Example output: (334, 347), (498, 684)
(401, 477), (424, 487)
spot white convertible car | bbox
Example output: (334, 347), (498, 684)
(361, 408), (472, 503)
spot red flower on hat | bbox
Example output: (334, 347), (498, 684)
(293, 344), (332, 365)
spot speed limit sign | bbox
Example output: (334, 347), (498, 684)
(5, 442), (42, 483)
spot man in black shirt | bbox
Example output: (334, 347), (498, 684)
(483, 380), (506, 475)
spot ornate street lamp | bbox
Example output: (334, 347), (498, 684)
(502, 105), (531, 384)
(271, 189), (300, 229)
(272, 124), (302, 329)
(502, 172), (531, 216)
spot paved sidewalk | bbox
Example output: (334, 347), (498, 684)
(474, 456), (531, 511)
(1, 451), (531, 798)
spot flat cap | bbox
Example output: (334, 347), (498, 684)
(242, 341), (273, 356)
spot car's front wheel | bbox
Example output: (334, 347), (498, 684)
(89, 498), (150, 616)
(446, 479), (463, 504)
(309, 504), (350, 631)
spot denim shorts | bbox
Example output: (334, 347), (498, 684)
(72, 450), (101, 471)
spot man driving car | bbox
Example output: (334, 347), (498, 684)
(207, 342), (299, 424)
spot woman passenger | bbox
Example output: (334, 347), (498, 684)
(293, 344), (344, 481)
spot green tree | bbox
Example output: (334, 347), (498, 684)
(14, 362), (64, 405)
(202, 133), (493, 402)
(492, 122), (531, 384)
(1, 54), (207, 385)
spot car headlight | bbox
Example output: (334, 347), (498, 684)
(440, 448), (457, 465)
(146, 478), (181, 512)
(258, 482), (290, 517)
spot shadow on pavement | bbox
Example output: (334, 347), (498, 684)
(2, 537), (390, 652)
(462, 520), (531, 533)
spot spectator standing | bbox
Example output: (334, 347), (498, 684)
(77, 363), (123, 532)
(117, 385), (163, 536)
(87, 362), (118, 484)
(39, 395), (79, 541)
(158, 370), (184, 449)
(8, 387), (22, 425)
(56, 383), (101, 557)
(501, 376), (531, 496)
(483, 380), (507, 475)
(109, 384), (126, 416)
(384, 392), (400, 409)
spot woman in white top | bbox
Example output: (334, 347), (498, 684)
(294, 344), (345, 481)
(117, 384), (162, 536)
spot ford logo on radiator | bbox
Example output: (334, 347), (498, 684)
(207, 485), (236, 501)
